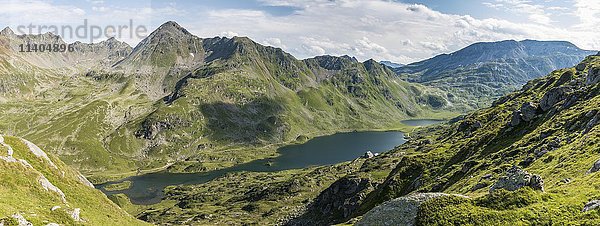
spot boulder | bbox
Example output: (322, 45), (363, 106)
(305, 177), (374, 222)
(584, 112), (600, 134)
(576, 63), (587, 71)
(10, 213), (32, 226)
(357, 193), (469, 226)
(560, 178), (571, 184)
(556, 71), (573, 86)
(490, 166), (544, 192)
(587, 66), (600, 85)
(520, 102), (538, 122)
(583, 200), (600, 212)
(70, 208), (82, 222)
(510, 111), (522, 127)
(586, 159), (600, 174)
(540, 87), (570, 111)
(363, 151), (375, 159)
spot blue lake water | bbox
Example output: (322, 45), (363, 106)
(98, 119), (442, 204)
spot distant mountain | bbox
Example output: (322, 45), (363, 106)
(296, 53), (600, 226)
(396, 40), (596, 108)
(380, 60), (404, 68)
(0, 21), (457, 181)
(0, 27), (131, 70)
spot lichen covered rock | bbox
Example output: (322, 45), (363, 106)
(357, 193), (468, 226)
(587, 66), (600, 85)
(583, 200), (600, 212)
(490, 166), (544, 192)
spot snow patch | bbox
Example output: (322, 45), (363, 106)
(21, 138), (57, 169)
(38, 175), (66, 202)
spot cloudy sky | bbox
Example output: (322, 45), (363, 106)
(1, 0), (599, 63)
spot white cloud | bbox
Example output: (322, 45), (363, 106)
(193, 0), (572, 63)
(262, 37), (286, 49)
(1, 0), (599, 64)
(484, 0), (554, 25)
(220, 31), (239, 38)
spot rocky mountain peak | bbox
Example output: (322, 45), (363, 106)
(309, 55), (359, 70)
(0, 27), (15, 36)
(154, 21), (191, 36)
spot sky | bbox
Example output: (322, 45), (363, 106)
(1, 0), (600, 64)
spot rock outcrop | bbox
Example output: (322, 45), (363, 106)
(291, 176), (374, 225)
(510, 102), (539, 126)
(540, 87), (570, 111)
(490, 166), (544, 192)
(38, 175), (66, 202)
(587, 159), (600, 174)
(576, 63), (587, 71)
(587, 66), (600, 85)
(583, 200), (600, 212)
(357, 193), (468, 226)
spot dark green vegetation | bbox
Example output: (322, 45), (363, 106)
(104, 181), (133, 191)
(397, 40), (595, 108)
(126, 55), (600, 225)
(2, 20), (598, 225)
(0, 135), (147, 225)
(306, 55), (600, 225)
(0, 21), (456, 183)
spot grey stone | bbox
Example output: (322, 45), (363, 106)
(540, 87), (570, 111)
(576, 63), (587, 71)
(363, 151), (374, 159)
(586, 159), (600, 174)
(471, 182), (490, 191)
(587, 66), (600, 85)
(584, 113), (599, 134)
(556, 71), (573, 86)
(510, 111), (522, 127)
(490, 166), (544, 192)
(520, 102), (538, 122)
(560, 178), (571, 184)
(583, 200), (600, 212)
(357, 193), (469, 226)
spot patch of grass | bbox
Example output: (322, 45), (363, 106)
(104, 181), (133, 191)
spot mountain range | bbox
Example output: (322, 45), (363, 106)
(0, 21), (598, 225)
(396, 39), (596, 108)
(141, 43), (600, 226)
(0, 21), (454, 182)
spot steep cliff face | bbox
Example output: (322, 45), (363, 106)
(0, 135), (147, 225)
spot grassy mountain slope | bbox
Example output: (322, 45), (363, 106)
(106, 34), (457, 177)
(293, 54), (600, 225)
(0, 22), (459, 182)
(0, 135), (147, 225)
(138, 54), (600, 225)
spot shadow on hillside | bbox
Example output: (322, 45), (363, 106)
(199, 97), (287, 144)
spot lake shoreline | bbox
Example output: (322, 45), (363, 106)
(97, 119), (445, 205)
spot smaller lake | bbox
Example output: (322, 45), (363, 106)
(400, 119), (445, 127)
(98, 119), (442, 205)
